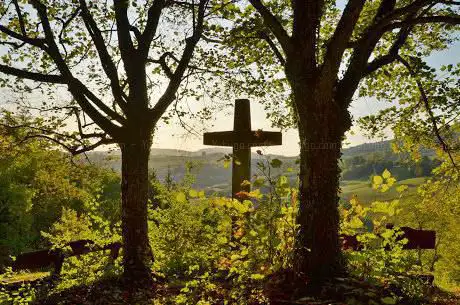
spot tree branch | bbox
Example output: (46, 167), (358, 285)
(322, 0), (366, 82)
(29, 0), (123, 139)
(258, 31), (286, 65)
(384, 15), (460, 30)
(139, 0), (166, 60)
(364, 21), (413, 76)
(56, 7), (81, 59)
(73, 79), (127, 124)
(291, 0), (324, 69)
(377, 0), (430, 24)
(73, 108), (106, 139)
(248, 0), (292, 55)
(151, 0), (209, 122)
(79, 0), (128, 114)
(337, 0), (406, 106)
(148, 53), (174, 78)
(339, 0), (459, 103)
(113, 0), (136, 75)
(0, 25), (46, 49)
(18, 133), (114, 156)
(2, 121), (114, 156)
(0, 64), (65, 84)
(129, 25), (141, 42)
(12, 0), (27, 36)
(397, 55), (458, 170)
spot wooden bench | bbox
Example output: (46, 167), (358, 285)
(11, 240), (122, 275)
(341, 225), (436, 285)
(341, 225), (436, 251)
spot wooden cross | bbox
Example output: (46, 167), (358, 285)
(203, 99), (282, 198)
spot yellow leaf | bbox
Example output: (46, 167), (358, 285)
(189, 189), (198, 198)
(248, 189), (262, 199)
(373, 175), (383, 186)
(176, 192), (186, 203)
(387, 177), (396, 186)
(380, 184), (389, 192)
(382, 169), (391, 179)
(241, 180), (251, 187)
(349, 217), (364, 229)
(350, 196), (359, 206)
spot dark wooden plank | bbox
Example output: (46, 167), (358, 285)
(250, 131), (282, 146)
(341, 227), (436, 251)
(204, 131), (282, 147)
(11, 240), (122, 275)
(203, 131), (234, 146)
(400, 227), (436, 250)
(12, 249), (62, 272)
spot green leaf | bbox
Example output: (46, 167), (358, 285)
(270, 158), (282, 168)
(250, 273), (265, 280)
(253, 176), (265, 187)
(278, 175), (289, 186)
(381, 297), (397, 304)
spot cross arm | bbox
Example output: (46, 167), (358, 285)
(203, 131), (235, 147)
(204, 130), (282, 147)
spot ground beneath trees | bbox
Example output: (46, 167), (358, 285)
(24, 274), (460, 305)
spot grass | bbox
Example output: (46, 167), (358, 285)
(340, 177), (427, 204)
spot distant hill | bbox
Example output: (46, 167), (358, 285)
(342, 140), (393, 157)
(342, 140), (434, 158)
(86, 139), (438, 196)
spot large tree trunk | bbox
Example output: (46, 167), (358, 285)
(120, 139), (153, 283)
(291, 78), (350, 285)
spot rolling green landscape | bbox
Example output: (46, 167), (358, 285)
(87, 140), (437, 201)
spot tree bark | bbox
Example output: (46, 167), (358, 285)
(290, 76), (350, 285)
(120, 138), (153, 283)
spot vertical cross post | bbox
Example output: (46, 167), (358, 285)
(232, 99), (251, 197)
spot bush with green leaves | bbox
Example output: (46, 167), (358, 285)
(341, 169), (432, 303)
(3, 147), (459, 304)
(153, 156), (298, 304)
(0, 129), (120, 267)
(149, 191), (230, 279)
(40, 199), (122, 291)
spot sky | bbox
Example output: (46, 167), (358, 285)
(0, 2), (458, 157)
(150, 42), (460, 156)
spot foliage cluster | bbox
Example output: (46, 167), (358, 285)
(0, 130), (459, 304)
(0, 122), (120, 263)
